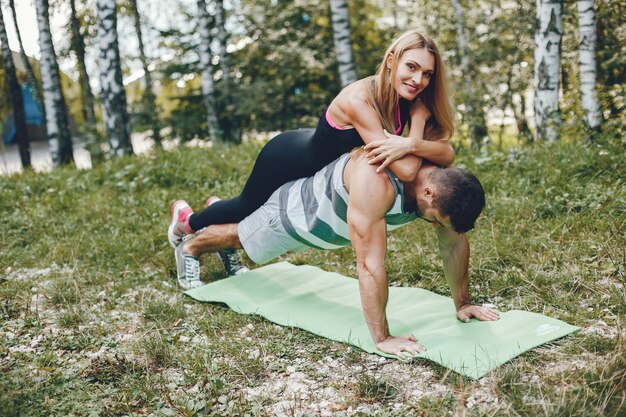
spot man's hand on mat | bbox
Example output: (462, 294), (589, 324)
(456, 304), (500, 323)
(376, 335), (425, 358)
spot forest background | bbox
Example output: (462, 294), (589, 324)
(0, 0), (624, 416)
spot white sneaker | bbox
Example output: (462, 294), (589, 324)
(175, 243), (202, 290)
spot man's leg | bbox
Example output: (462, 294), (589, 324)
(175, 224), (243, 290)
(183, 224), (242, 257)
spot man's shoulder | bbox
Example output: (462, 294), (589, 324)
(347, 156), (396, 205)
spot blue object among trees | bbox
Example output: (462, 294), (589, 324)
(2, 82), (45, 145)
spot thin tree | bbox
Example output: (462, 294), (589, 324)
(197, 0), (222, 142)
(69, 0), (102, 161)
(9, 0), (46, 127)
(534, 0), (563, 142)
(577, 0), (601, 131)
(34, 0), (74, 165)
(451, 0), (489, 148)
(329, 0), (357, 87)
(0, 5), (30, 168)
(96, 0), (133, 157)
(128, 0), (162, 148)
(214, 0), (240, 143)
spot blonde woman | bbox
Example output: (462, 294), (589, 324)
(169, 31), (455, 250)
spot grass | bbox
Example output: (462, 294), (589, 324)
(0, 135), (624, 416)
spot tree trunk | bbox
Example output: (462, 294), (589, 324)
(34, 0), (74, 166)
(329, 0), (357, 87)
(215, 0), (240, 143)
(197, 0), (222, 142)
(534, 0), (563, 142)
(451, 0), (489, 149)
(514, 93), (532, 143)
(577, 0), (601, 131)
(96, 0), (133, 157)
(9, 0), (46, 132)
(0, 7), (30, 168)
(129, 0), (162, 148)
(69, 0), (103, 162)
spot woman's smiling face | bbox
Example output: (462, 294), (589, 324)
(388, 48), (435, 100)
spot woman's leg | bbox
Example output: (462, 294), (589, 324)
(188, 129), (315, 230)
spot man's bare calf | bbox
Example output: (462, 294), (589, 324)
(183, 224), (242, 257)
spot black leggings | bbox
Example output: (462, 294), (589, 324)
(188, 129), (320, 230)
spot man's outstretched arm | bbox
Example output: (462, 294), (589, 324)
(435, 226), (499, 322)
(347, 159), (424, 357)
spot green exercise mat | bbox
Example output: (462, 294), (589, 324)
(185, 261), (578, 379)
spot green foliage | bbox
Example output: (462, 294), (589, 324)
(153, 0), (390, 140)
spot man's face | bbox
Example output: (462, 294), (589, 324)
(415, 196), (452, 229)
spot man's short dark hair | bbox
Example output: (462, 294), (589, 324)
(431, 167), (485, 233)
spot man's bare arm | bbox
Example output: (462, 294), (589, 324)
(435, 226), (499, 322)
(347, 159), (424, 357)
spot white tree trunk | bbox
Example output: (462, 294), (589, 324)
(534, 0), (563, 142)
(577, 0), (601, 130)
(10, 0), (45, 125)
(329, 0), (357, 87)
(96, 0), (133, 157)
(1, 6), (30, 167)
(197, 0), (222, 142)
(34, 0), (74, 166)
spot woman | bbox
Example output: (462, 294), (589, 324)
(169, 30), (455, 248)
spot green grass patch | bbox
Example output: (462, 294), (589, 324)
(0, 137), (624, 415)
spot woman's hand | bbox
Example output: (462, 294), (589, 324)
(364, 130), (414, 173)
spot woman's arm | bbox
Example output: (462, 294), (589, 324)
(406, 100), (454, 165)
(364, 100), (454, 170)
(338, 95), (422, 181)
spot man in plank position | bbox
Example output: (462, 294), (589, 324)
(172, 147), (499, 357)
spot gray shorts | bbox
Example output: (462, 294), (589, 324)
(237, 189), (309, 264)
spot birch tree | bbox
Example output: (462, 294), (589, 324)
(329, 0), (357, 87)
(129, 0), (162, 147)
(69, 0), (102, 161)
(34, 0), (74, 166)
(0, 5), (30, 168)
(215, 0), (240, 143)
(577, 0), (601, 130)
(197, 0), (222, 142)
(451, 0), (489, 148)
(534, 0), (563, 142)
(96, 0), (133, 157)
(9, 0), (45, 127)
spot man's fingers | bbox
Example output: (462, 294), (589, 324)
(408, 334), (417, 342)
(482, 309), (500, 321)
(395, 350), (407, 359)
(457, 311), (470, 322)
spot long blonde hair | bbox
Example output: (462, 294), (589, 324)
(365, 31), (454, 142)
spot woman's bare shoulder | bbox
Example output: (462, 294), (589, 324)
(335, 79), (372, 112)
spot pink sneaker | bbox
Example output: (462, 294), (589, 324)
(205, 195), (221, 208)
(168, 200), (194, 248)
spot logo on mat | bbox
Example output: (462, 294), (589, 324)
(536, 324), (560, 336)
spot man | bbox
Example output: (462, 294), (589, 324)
(172, 149), (499, 357)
